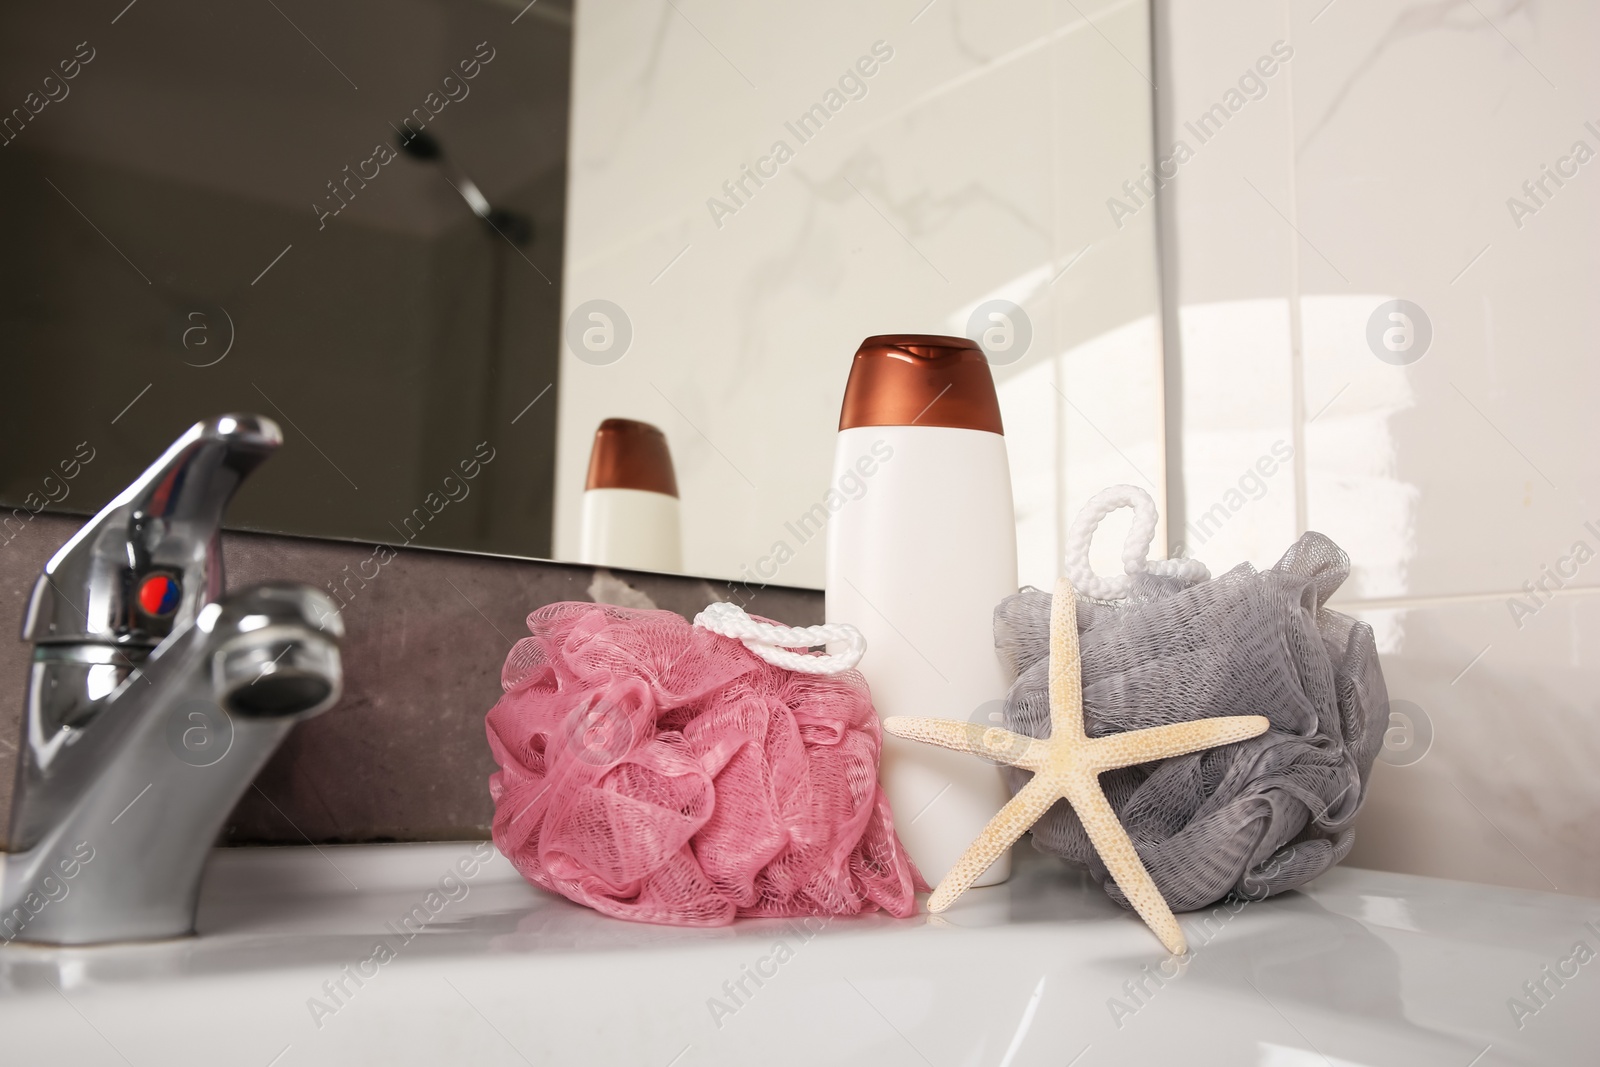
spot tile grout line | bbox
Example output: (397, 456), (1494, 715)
(1330, 584), (1600, 612)
(1283, 0), (1309, 541)
(1049, 26), (1070, 580)
(1143, 4), (1170, 562)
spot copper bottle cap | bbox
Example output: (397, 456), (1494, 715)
(585, 418), (679, 497)
(838, 334), (1004, 434)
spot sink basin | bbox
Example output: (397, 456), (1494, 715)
(0, 842), (1587, 1065)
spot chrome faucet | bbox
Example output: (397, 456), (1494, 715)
(2, 415), (343, 945)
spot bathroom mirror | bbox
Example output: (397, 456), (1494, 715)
(0, 0), (572, 558)
(0, 0), (1164, 593)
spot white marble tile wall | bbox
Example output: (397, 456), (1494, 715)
(556, 0), (1166, 592)
(1160, 0), (1600, 896)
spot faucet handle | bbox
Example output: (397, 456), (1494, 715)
(23, 414), (283, 649)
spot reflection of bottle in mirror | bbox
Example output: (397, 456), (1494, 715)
(579, 418), (682, 572)
(825, 335), (1017, 888)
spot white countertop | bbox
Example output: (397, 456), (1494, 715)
(0, 841), (1592, 1065)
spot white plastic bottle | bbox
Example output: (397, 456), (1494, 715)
(825, 335), (1018, 888)
(578, 418), (683, 572)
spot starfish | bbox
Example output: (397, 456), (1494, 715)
(882, 577), (1269, 954)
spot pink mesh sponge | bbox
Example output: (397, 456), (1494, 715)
(485, 601), (924, 925)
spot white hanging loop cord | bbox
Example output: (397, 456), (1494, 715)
(1062, 485), (1210, 601)
(693, 601), (866, 675)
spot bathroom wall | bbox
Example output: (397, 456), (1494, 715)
(555, 0), (1168, 591)
(1157, 0), (1600, 896)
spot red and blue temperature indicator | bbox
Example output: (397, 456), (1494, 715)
(136, 573), (182, 617)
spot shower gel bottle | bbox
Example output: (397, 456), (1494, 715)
(825, 335), (1017, 887)
(579, 418), (682, 572)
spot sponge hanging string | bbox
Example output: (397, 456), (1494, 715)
(1062, 485), (1209, 600)
(693, 600), (866, 675)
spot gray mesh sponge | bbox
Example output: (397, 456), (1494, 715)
(995, 532), (1388, 911)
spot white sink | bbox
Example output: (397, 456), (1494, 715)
(0, 841), (1587, 1065)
